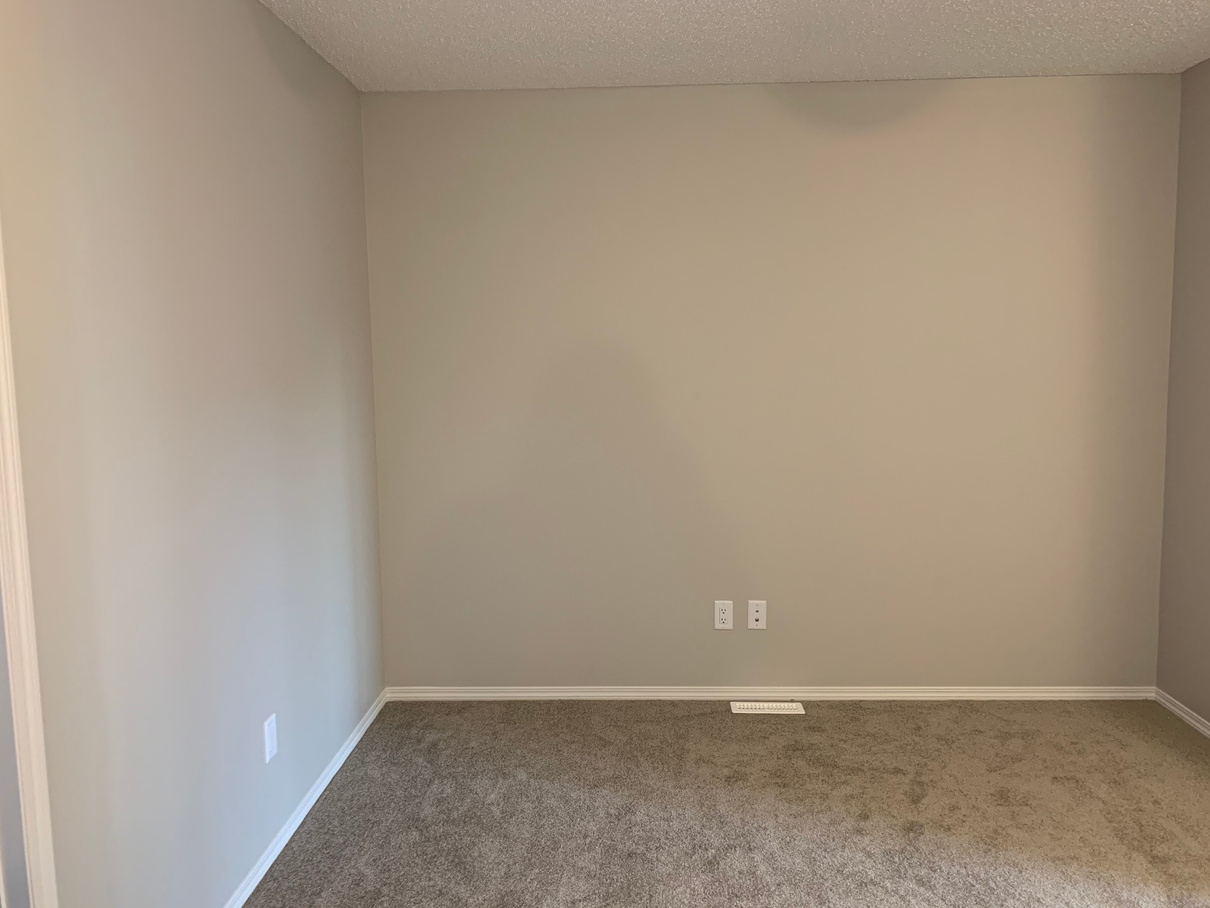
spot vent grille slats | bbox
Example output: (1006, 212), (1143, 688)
(730, 701), (805, 714)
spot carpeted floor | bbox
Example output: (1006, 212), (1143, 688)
(246, 700), (1210, 907)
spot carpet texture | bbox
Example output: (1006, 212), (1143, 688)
(246, 701), (1210, 907)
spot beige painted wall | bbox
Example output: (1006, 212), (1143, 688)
(0, 1), (380, 906)
(364, 77), (1180, 689)
(1159, 58), (1210, 720)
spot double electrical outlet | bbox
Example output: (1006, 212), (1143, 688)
(715, 600), (766, 630)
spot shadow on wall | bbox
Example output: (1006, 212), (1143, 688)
(762, 79), (949, 131)
(403, 344), (754, 686)
(766, 74), (1174, 685)
(245, 0), (331, 95)
(1073, 75), (1175, 683)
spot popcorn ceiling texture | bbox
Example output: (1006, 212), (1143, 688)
(258, 0), (1210, 91)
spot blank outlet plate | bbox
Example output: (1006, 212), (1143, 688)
(714, 600), (733, 630)
(264, 714), (278, 763)
(748, 600), (767, 629)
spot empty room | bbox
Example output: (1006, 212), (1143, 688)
(1, 0), (1209, 906)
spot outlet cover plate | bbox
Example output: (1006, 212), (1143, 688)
(714, 600), (733, 630)
(748, 600), (767, 629)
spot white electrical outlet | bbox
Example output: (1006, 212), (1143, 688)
(264, 714), (278, 763)
(714, 600), (734, 630)
(748, 600), (767, 629)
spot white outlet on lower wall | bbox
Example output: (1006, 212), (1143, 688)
(714, 600), (734, 630)
(264, 714), (278, 763)
(748, 600), (767, 629)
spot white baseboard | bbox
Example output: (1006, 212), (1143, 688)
(223, 690), (387, 908)
(1155, 689), (1210, 738)
(383, 685), (1156, 701)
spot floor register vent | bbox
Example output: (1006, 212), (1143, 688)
(730, 701), (805, 715)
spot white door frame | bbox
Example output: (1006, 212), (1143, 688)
(0, 214), (60, 907)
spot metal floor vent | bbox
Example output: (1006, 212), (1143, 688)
(730, 701), (805, 714)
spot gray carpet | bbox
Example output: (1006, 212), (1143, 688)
(246, 700), (1210, 907)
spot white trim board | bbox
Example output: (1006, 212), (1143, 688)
(1155, 689), (1210, 739)
(0, 212), (60, 907)
(383, 686), (1156, 701)
(223, 691), (387, 908)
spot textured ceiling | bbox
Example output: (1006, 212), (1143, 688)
(259, 0), (1210, 92)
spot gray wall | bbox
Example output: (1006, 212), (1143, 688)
(1158, 58), (1210, 720)
(0, 1), (381, 906)
(363, 77), (1181, 689)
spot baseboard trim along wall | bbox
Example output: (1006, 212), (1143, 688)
(382, 686), (1156, 701)
(1155, 689), (1210, 739)
(224, 690), (387, 908)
